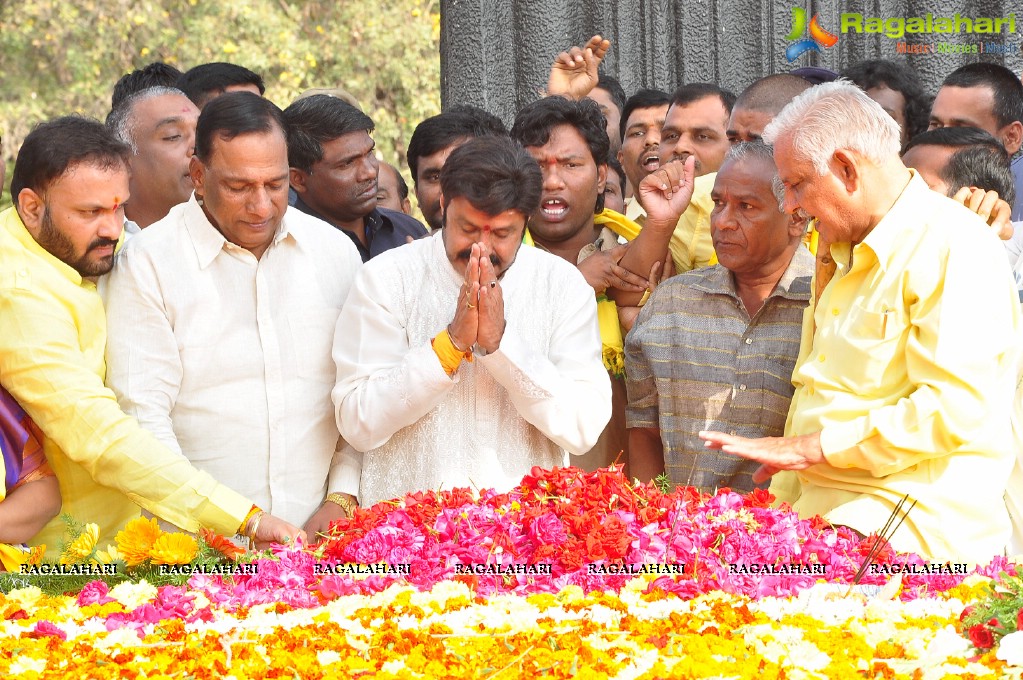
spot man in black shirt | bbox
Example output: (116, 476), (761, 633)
(284, 95), (427, 260)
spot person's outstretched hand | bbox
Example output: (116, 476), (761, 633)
(546, 35), (610, 100)
(637, 157), (696, 229)
(252, 513), (307, 550)
(952, 186), (1013, 240)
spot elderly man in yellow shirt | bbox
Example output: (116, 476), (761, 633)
(0, 116), (303, 549)
(700, 81), (1022, 563)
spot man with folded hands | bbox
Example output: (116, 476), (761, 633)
(332, 136), (612, 507)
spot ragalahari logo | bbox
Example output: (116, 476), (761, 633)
(785, 7), (839, 61)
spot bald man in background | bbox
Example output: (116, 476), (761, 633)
(727, 74), (814, 145)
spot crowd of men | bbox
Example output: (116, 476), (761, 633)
(1, 43), (1023, 566)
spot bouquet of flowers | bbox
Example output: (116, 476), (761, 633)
(314, 464), (999, 601)
(0, 515), (247, 595)
(961, 564), (1023, 664)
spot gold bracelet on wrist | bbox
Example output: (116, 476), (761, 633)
(244, 510), (265, 541)
(325, 492), (357, 517)
(238, 504), (261, 534)
(447, 327), (470, 353)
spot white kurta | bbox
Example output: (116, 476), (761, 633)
(104, 196), (362, 526)
(332, 233), (611, 506)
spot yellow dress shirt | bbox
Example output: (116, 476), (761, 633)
(0, 207), (251, 548)
(801, 223), (819, 255)
(624, 172), (718, 273)
(774, 174), (1022, 562)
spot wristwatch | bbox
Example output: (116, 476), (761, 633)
(325, 492), (357, 517)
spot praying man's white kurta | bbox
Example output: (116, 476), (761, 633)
(332, 233), (611, 506)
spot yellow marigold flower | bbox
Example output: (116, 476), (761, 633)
(61, 523), (99, 564)
(9, 658), (46, 676)
(7, 586), (43, 610)
(116, 517), (164, 567)
(26, 544), (46, 566)
(0, 543), (38, 571)
(602, 346), (625, 378)
(148, 533), (199, 565)
(94, 545), (120, 564)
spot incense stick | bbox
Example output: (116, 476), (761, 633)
(851, 494), (916, 586)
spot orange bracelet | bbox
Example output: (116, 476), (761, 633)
(239, 504), (262, 535)
(431, 328), (473, 376)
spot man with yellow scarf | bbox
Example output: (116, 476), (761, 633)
(511, 96), (693, 472)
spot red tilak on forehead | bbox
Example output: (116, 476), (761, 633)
(112, 197), (122, 211)
(482, 224), (491, 232)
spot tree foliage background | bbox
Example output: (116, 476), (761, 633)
(0, 0), (441, 211)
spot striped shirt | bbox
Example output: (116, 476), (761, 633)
(625, 247), (813, 493)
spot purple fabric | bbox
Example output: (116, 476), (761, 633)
(0, 387), (29, 491)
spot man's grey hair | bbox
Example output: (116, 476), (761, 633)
(724, 140), (785, 210)
(106, 86), (187, 154)
(762, 80), (901, 175)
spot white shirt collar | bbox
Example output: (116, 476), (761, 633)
(182, 195), (297, 269)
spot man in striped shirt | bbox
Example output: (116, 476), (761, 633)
(625, 141), (812, 493)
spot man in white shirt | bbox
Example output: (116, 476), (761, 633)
(104, 92), (363, 538)
(332, 136), (612, 507)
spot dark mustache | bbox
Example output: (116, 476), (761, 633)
(455, 248), (501, 267)
(88, 238), (120, 251)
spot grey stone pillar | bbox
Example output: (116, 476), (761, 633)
(441, 0), (1023, 124)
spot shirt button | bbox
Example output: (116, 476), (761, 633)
(818, 354), (825, 362)
(739, 384), (747, 391)
(808, 387), (815, 396)
(744, 338), (752, 345)
(832, 308), (840, 316)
